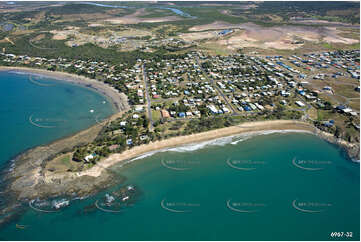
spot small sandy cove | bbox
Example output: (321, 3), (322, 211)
(0, 66), (129, 112)
(78, 120), (314, 177)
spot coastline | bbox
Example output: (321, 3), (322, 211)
(0, 67), (359, 227)
(72, 120), (316, 178)
(0, 65), (130, 200)
(0, 66), (129, 112)
(7, 120), (316, 200)
(0, 118), (359, 227)
(4, 119), (359, 201)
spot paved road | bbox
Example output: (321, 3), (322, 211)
(152, 97), (179, 103)
(196, 58), (237, 114)
(142, 63), (154, 131)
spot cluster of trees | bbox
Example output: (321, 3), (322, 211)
(314, 117), (359, 143)
(0, 31), (188, 68)
(168, 102), (190, 113)
(265, 107), (303, 120)
(183, 115), (234, 134)
(201, 61), (213, 69)
(70, 114), (152, 164)
(169, 120), (184, 131)
(228, 1), (360, 24)
(73, 147), (88, 162)
(253, 1), (358, 24)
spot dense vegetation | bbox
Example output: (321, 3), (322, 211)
(0, 1), (359, 168)
(0, 32), (189, 67)
(232, 1), (360, 24)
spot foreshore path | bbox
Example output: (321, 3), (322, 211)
(142, 63), (154, 131)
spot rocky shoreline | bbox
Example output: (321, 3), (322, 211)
(0, 67), (358, 227)
(0, 66), (132, 199)
(314, 128), (360, 163)
(1, 120), (359, 202)
(0, 119), (359, 227)
(0, 111), (125, 227)
(0, 67), (131, 227)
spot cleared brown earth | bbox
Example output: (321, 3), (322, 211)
(189, 21), (242, 31)
(186, 21), (359, 51)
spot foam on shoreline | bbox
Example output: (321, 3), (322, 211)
(127, 129), (314, 163)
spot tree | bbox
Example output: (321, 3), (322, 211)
(73, 148), (86, 162)
(324, 101), (332, 110)
(334, 126), (342, 138)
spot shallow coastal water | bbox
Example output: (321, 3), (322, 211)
(0, 131), (359, 240)
(0, 71), (115, 169)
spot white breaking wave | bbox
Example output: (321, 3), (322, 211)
(230, 136), (252, 145)
(167, 135), (235, 153)
(125, 129), (313, 162)
(9, 71), (47, 79)
(7, 160), (15, 172)
(230, 129), (314, 145)
(169, 129), (313, 152)
(9, 71), (63, 82)
(130, 151), (161, 161)
(128, 136), (235, 161)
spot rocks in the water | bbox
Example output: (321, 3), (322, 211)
(105, 194), (115, 205)
(52, 198), (70, 210)
(95, 184), (139, 212)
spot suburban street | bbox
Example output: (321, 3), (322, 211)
(196, 58), (238, 115)
(142, 63), (154, 131)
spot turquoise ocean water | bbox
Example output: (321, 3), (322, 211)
(0, 71), (359, 241)
(0, 70), (115, 169)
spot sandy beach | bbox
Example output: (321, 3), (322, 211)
(1, 66), (358, 202)
(0, 66), (129, 112)
(72, 120), (316, 178)
(4, 115), (359, 202)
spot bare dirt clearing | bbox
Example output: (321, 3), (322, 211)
(290, 19), (359, 28)
(0, 37), (15, 45)
(179, 31), (219, 42)
(189, 21), (242, 31)
(88, 23), (105, 27)
(51, 26), (153, 49)
(187, 22), (359, 50)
